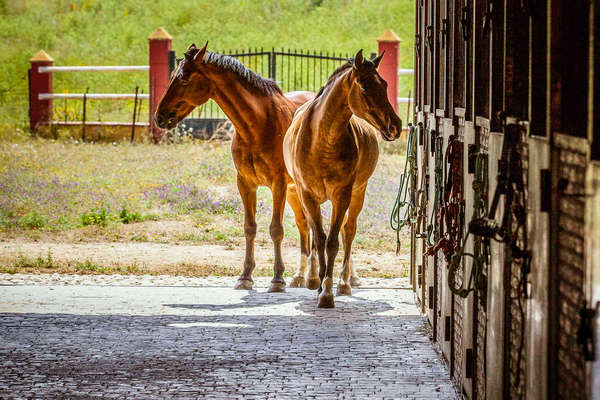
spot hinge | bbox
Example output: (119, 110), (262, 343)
(540, 169), (550, 212)
(468, 144), (478, 174)
(465, 348), (474, 378)
(428, 286), (434, 309)
(418, 122), (424, 146)
(460, 6), (470, 42)
(444, 316), (451, 341)
(577, 301), (599, 361)
(441, 19), (449, 49)
(482, 0), (494, 34)
(426, 25), (434, 50)
(415, 34), (421, 58)
(430, 129), (436, 156)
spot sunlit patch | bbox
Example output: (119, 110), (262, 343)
(168, 322), (252, 329)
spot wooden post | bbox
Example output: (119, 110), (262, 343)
(148, 27), (173, 143)
(29, 50), (54, 133)
(376, 29), (402, 113)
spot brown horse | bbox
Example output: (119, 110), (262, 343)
(154, 42), (315, 292)
(283, 50), (402, 307)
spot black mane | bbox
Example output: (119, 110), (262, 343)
(315, 58), (355, 98)
(199, 50), (282, 96)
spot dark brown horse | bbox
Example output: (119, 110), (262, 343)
(283, 50), (402, 307)
(155, 43), (315, 292)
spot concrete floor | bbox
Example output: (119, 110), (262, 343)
(0, 274), (458, 399)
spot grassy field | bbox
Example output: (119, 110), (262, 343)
(0, 135), (410, 255)
(0, 0), (414, 129)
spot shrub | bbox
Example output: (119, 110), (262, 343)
(119, 207), (142, 224)
(81, 207), (108, 227)
(14, 251), (54, 269)
(17, 211), (47, 229)
(75, 260), (103, 272)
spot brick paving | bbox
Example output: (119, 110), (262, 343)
(0, 274), (457, 399)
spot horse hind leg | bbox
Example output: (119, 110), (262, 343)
(286, 187), (310, 288)
(267, 181), (288, 293)
(299, 191), (328, 298)
(337, 188), (366, 296)
(234, 177), (257, 290)
(306, 237), (320, 290)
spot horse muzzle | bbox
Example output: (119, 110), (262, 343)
(154, 112), (177, 130)
(381, 120), (402, 141)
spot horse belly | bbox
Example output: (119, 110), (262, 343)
(232, 143), (281, 187)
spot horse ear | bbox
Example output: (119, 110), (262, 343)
(372, 50), (385, 69)
(185, 44), (197, 60)
(194, 41), (208, 64)
(353, 49), (364, 70)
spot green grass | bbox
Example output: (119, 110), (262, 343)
(9, 251), (56, 271)
(0, 138), (410, 252)
(0, 0), (414, 129)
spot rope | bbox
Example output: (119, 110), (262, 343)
(448, 149), (489, 298)
(426, 133), (444, 247)
(390, 124), (417, 254)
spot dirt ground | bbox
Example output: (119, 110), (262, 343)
(0, 233), (409, 278)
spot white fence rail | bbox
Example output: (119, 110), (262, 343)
(39, 93), (149, 100)
(38, 66), (149, 73)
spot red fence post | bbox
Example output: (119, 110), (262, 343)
(148, 27), (173, 142)
(29, 50), (54, 133)
(377, 29), (402, 113)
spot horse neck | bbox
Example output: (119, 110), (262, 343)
(208, 70), (288, 138)
(315, 70), (353, 142)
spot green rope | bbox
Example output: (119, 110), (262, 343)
(390, 124), (417, 252)
(448, 150), (489, 298)
(427, 134), (444, 247)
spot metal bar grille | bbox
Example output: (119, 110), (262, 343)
(553, 135), (588, 400)
(504, 134), (528, 399)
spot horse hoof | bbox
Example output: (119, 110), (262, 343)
(289, 275), (306, 288)
(318, 292), (335, 308)
(234, 279), (253, 290)
(336, 282), (352, 296)
(268, 281), (286, 293)
(306, 277), (321, 290)
(350, 275), (361, 287)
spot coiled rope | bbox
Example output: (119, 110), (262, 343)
(390, 123), (417, 254)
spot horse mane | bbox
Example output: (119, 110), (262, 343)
(315, 58), (355, 98)
(187, 48), (282, 96)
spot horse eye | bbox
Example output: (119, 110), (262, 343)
(360, 85), (367, 93)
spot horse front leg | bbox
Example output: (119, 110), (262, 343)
(337, 187), (366, 296)
(234, 176), (257, 290)
(286, 185), (311, 288)
(267, 180), (288, 292)
(319, 188), (352, 308)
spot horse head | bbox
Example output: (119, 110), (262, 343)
(347, 49), (402, 141)
(154, 42), (212, 130)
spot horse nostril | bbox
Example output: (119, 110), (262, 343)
(155, 113), (165, 127)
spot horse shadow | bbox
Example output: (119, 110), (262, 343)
(163, 286), (399, 317)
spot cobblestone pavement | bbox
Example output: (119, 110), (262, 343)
(0, 274), (457, 399)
